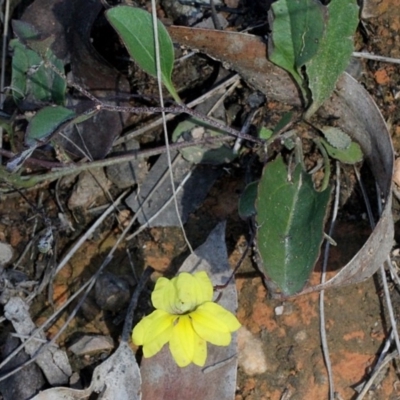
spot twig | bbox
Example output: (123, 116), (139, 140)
(320, 161), (341, 400)
(121, 266), (154, 342)
(352, 51), (400, 65)
(353, 167), (400, 397)
(112, 74), (242, 146)
(355, 351), (398, 399)
(0, 135), (234, 190)
(54, 190), (127, 276)
(0, 0), (11, 164)
(150, 0), (193, 253)
(355, 167), (400, 354)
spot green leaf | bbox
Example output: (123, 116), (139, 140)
(304, 0), (359, 119)
(171, 118), (236, 164)
(12, 20), (41, 42)
(238, 181), (259, 219)
(105, 6), (179, 102)
(268, 0), (325, 102)
(26, 106), (75, 146)
(10, 39), (66, 105)
(320, 138), (363, 164)
(320, 126), (351, 149)
(259, 127), (273, 140)
(255, 156), (331, 295)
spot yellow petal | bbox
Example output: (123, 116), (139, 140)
(151, 277), (178, 313)
(174, 271), (213, 313)
(169, 315), (206, 367)
(132, 310), (175, 357)
(192, 271), (214, 303)
(192, 335), (207, 367)
(191, 302), (241, 346)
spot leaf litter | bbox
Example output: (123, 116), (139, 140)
(2, 0), (400, 398)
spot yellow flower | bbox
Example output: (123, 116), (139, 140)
(132, 271), (241, 367)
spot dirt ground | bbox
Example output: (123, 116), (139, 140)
(2, 0), (400, 399)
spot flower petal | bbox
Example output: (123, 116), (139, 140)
(151, 277), (178, 313)
(191, 302), (241, 346)
(132, 310), (175, 357)
(169, 315), (207, 367)
(192, 271), (214, 303)
(174, 271), (213, 313)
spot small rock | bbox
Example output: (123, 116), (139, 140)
(294, 330), (307, 342)
(106, 139), (148, 189)
(237, 326), (267, 375)
(0, 334), (45, 400)
(0, 242), (13, 267)
(69, 335), (114, 356)
(68, 168), (111, 210)
(274, 305), (284, 316)
(95, 272), (131, 312)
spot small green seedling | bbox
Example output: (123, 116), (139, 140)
(268, 0), (359, 118)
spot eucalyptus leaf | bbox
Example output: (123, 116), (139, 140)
(320, 138), (363, 164)
(26, 106), (75, 146)
(106, 6), (179, 102)
(256, 156), (331, 296)
(304, 0), (359, 119)
(268, 0), (325, 102)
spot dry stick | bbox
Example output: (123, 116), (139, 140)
(354, 327), (394, 395)
(121, 266), (154, 343)
(352, 51), (400, 65)
(207, 78), (240, 117)
(1, 135), (234, 190)
(114, 73), (241, 146)
(0, 0), (11, 164)
(55, 190), (127, 275)
(101, 103), (258, 142)
(353, 168), (400, 396)
(355, 351), (398, 400)
(358, 169), (400, 354)
(151, 0), (193, 254)
(45, 58), (255, 143)
(319, 161), (340, 400)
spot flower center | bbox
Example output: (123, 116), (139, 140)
(172, 299), (195, 315)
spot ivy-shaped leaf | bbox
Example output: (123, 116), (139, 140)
(106, 6), (180, 102)
(255, 156), (331, 296)
(304, 0), (359, 119)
